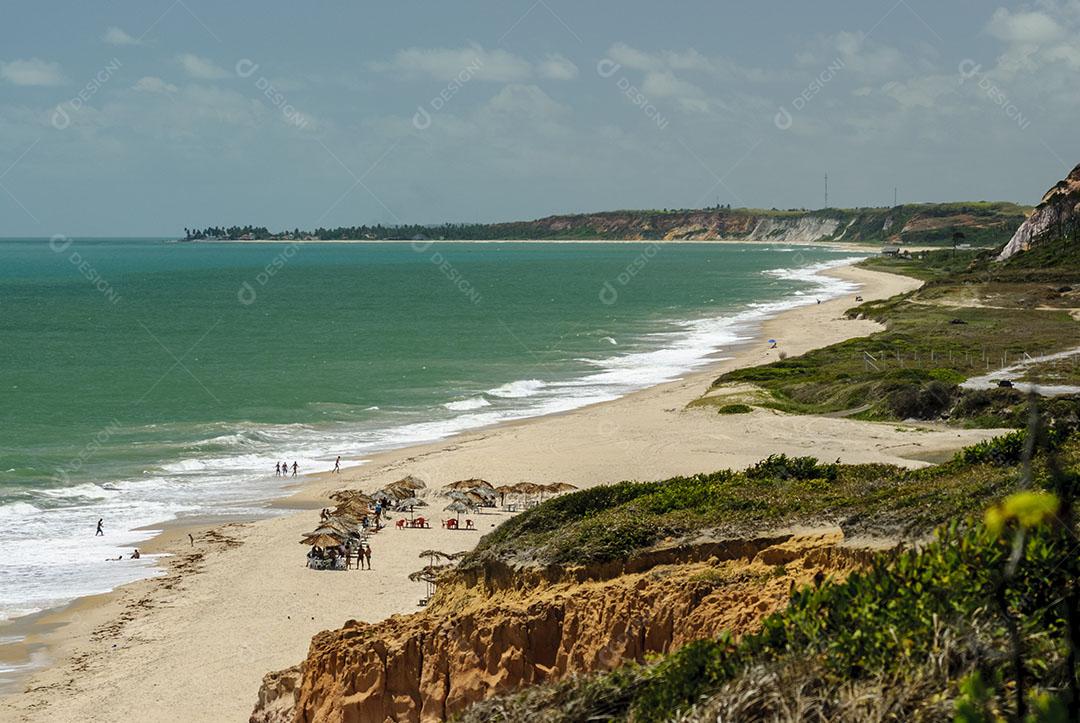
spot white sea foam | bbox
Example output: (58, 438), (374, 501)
(0, 252), (864, 625)
(443, 397), (492, 411)
(486, 379), (546, 398)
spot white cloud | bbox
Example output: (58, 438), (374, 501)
(538, 53), (578, 80)
(133, 76), (178, 94)
(640, 71), (701, 98)
(805, 31), (906, 77)
(986, 8), (1064, 44)
(178, 54), (229, 80)
(482, 84), (569, 118)
(371, 44), (531, 82)
(0, 58), (66, 86)
(880, 75), (954, 109)
(103, 26), (140, 46)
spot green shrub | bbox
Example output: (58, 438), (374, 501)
(745, 454), (839, 482)
(886, 380), (957, 419)
(630, 519), (1075, 721)
(716, 403), (753, 415)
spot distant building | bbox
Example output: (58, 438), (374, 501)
(881, 245), (901, 256)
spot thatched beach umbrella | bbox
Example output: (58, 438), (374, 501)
(300, 532), (345, 548)
(546, 482), (578, 493)
(394, 475), (427, 491)
(396, 496), (427, 522)
(443, 500), (473, 523)
(322, 517), (363, 535)
(329, 489), (373, 504)
(332, 500), (371, 518)
(444, 478), (494, 491)
(418, 549), (455, 573)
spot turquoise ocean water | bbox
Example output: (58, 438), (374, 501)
(0, 239), (861, 627)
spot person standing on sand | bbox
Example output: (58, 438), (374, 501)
(95, 518), (104, 536)
(188, 533), (195, 547)
(333, 456), (340, 474)
(292, 461), (298, 477)
(364, 544), (372, 570)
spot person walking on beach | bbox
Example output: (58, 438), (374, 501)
(95, 518), (104, 536)
(362, 544), (372, 570)
(333, 456), (341, 474)
(280, 461), (287, 478)
(291, 461), (298, 477)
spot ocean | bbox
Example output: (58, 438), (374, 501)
(0, 239), (861, 624)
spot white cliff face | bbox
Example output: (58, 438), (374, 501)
(998, 163), (1080, 261)
(745, 216), (842, 243)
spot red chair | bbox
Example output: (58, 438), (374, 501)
(446, 518), (458, 530)
(396, 519), (406, 530)
(415, 516), (427, 528)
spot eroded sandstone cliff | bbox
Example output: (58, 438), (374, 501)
(998, 163), (1080, 260)
(251, 530), (876, 723)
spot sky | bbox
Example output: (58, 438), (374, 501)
(1, 0), (1078, 236)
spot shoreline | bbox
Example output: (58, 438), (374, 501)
(0, 264), (1010, 722)
(186, 237), (892, 253)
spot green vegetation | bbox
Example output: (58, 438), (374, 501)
(714, 243), (1080, 427)
(462, 431), (1077, 570)
(715, 403), (753, 415)
(456, 429), (1080, 723)
(181, 201), (1027, 244)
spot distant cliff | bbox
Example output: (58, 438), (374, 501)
(483, 203), (1026, 246)
(185, 202), (1027, 245)
(997, 163), (1080, 260)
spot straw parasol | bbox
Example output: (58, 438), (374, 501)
(545, 482), (578, 493)
(494, 484), (516, 506)
(444, 478), (494, 491)
(371, 489), (397, 503)
(300, 532), (345, 548)
(321, 518), (362, 536)
(443, 500), (473, 523)
(329, 489), (373, 504)
(396, 496), (427, 522)
(332, 499), (372, 518)
(393, 475), (427, 491)
(418, 549), (456, 572)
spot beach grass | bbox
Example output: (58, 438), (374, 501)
(462, 432), (1078, 569)
(455, 432), (1080, 723)
(712, 246), (1080, 427)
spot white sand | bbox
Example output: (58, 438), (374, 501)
(0, 265), (1007, 722)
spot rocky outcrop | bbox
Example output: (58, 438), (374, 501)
(251, 531), (876, 723)
(998, 163), (1080, 260)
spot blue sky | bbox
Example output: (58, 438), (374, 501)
(1, 1), (1078, 235)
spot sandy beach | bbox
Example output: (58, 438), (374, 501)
(0, 264), (1007, 723)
